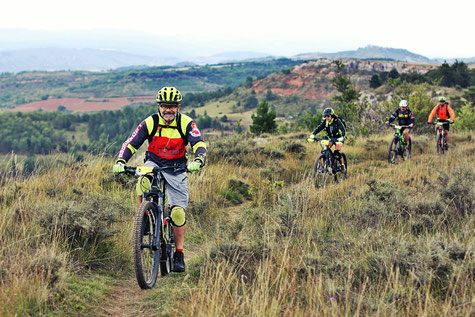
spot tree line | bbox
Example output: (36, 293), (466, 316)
(369, 61), (474, 89)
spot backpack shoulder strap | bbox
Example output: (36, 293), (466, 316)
(176, 113), (187, 143)
(147, 113), (160, 142)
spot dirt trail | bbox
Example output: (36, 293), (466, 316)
(98, 201), (250, 316)
(99, 275), (151, 317)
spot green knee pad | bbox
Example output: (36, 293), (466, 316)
(136, 176), (152, 196)
(170, 206), (186, 227)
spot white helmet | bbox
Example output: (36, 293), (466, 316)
(399, 100), (408, 108)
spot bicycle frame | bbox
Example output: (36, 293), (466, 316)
(312, 137), (347, 188)
(392, 125), (406, 149)
(319, 139), (334, 161)
(431, 121), (451, 154)
(387, 124), (411, 163)
(132, 167), (166, 245)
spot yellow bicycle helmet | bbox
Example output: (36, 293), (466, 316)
(156, 87), (182, 104)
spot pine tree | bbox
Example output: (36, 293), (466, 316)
(369, 74), (382, 88)
(250, 100), (277, 135)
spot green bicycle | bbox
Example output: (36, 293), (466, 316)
(387, 123), (412, 163)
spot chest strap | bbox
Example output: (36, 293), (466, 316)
(148, 113), (187, 144)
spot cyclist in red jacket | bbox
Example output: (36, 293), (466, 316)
(427, 96), (455, 145)
(113, 86), (207, 273)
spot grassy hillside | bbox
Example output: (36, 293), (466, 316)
(0, 59), (301, 110)
(0, 131), (473, 315)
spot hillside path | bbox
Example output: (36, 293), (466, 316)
(99, 275), (151, 317)
(98, 201), (251, 316)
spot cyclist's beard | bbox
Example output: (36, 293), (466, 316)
(160, 111), (176, 123)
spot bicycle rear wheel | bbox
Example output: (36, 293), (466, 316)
(313, 154), (329, 188)
(403, 138), (411, 161)
(388, 138), (397, 163)
(160, 221), (174, 276)
(133, 201), (161, 289)
(333, 153), (348, 184)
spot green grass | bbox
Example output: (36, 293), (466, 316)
(49, 275), (112, 316)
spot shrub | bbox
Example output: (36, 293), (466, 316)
(36, 194), (124, 243)
(282, 141), (306, 155)
(220, 179), (251, 206)
(209, 243), (268, 280)
(437, 167), (474, 218)
(29, 247), (67, 288)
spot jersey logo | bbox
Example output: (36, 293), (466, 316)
(190, 122), (201, 137)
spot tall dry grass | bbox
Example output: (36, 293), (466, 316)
(0, 131), (473, 315)
(180, 132), (474, 316)
(0, 153), (134, 315)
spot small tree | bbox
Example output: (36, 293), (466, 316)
(244, 76), (253, 88)
(388, 68), (400, 79)
(266, 89), (278, 101)
(457, 102), (475, 131)
(369, 74), (382, 88)
(297, 110), (322, 131)
(331, 61), (361, 124)
(244, 95), (258, 109)
(250, 100), (277, 135)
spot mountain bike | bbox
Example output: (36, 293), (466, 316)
(312, 137), (347, 188)
(120, 165), (186, 289)
(387, 124), (412, 163)
(430, 121), (453, 155)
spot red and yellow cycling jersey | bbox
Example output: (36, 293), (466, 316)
(117, 113), (207, 167)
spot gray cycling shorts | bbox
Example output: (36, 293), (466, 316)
(143, 160), (189, 209)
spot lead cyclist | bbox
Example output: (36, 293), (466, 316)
(113, 86), (207, 273)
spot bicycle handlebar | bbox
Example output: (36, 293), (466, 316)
(428, 121), (454, 125)
(387, 123), (412, 129)
(123, 165), (188, 176)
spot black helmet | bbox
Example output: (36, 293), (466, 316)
(323, 107), (334, 117)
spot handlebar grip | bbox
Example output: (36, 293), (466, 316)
(124, 166), (136, 174)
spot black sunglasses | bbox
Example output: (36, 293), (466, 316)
(159, 103), (178, 109)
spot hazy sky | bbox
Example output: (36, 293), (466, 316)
(2, 0), (474, 58)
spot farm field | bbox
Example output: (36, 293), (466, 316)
(8, 96), (155, 112)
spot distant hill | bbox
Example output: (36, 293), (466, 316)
(293, 45), (433, 64)
(0, 48), (176, 72)
(0, 29), (272, 72)
(0, 47), (272, 73)
(2, 29), (475, 72)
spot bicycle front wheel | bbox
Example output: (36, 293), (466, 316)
(313, 154), (329, 188)
(388, 138), (397, 163)
(436, 134), (444, 155)
(133, 201), (161, 289)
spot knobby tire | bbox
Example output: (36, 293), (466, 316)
(160, 207), (174, 276)
(333, 153), (348, 184)
(313, 154), (329, 188)
(403, 138), (411, 161)
(133, 201), (161, 289)
(437, 134), (444, 155)
(388, 138), (397, 163)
